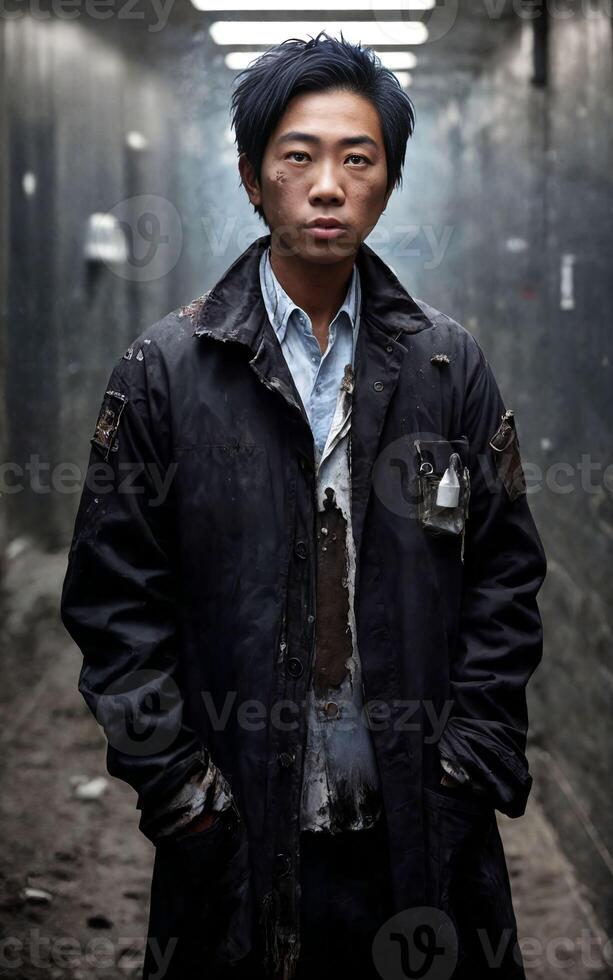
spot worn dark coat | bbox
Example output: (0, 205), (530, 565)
(61, 233), (547, 980)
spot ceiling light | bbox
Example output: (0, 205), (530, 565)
(195, 0), (433, 9)
(393, 70), (412, 87)
(376, 50), (417, 70)
(224, 48), (417, 71)
(225, 51), (261, 69)
(210, 21), (429, 46)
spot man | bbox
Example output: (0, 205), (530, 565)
(61, 32), (547, 980)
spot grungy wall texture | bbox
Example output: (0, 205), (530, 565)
(0, 24), (7, 576)
(387, 10), (613, 937)
(2, 17), (183, 546)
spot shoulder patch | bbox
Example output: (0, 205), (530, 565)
(91, 389), (128, 460)
(489, 409), (527, 501)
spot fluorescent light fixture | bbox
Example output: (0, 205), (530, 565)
(225, 48), (417, 71)
(210, 21), (429, 46)
(376, 50), (417, 70)
(393, 70), (412, 87)
(195, 0), (433, 8)
(225, 51), (261, 70)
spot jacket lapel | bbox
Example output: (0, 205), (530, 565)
(350, 244), (434, 563)
(193, 235), (312, 434)
(350, 315), (408, 565)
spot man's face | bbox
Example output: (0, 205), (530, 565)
(239, 88), (393, 264)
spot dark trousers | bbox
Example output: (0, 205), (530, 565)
(296, 820), (395, 980)
(143, 819), (393, 980)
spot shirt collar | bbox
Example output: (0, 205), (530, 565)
(259, 245), (361, 346)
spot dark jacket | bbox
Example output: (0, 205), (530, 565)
(60, 233), (547, 980)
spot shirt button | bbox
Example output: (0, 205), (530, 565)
(286, 657), (304, 678)
(307, 614), (315, 624)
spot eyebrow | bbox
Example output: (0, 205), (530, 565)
(275, 131), (379, 149)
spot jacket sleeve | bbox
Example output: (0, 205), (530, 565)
(438, 335), (547, 817)
(60, 347), (213, 841)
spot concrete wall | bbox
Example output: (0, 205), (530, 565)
(0, 22), (8, 576)
(387, 9), (613, 936)
(2, 17), (182, 546)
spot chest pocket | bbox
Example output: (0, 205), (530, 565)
(413, 437), (471, 540)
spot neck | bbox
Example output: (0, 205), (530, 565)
(269, 246), (356, 350)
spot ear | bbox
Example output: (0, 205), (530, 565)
(238, 152), (262, 207)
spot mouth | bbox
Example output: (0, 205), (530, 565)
(306, 225), (347, 241)
(304, 220), (348, 241)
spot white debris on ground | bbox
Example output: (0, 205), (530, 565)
(72, 776), (109, 801)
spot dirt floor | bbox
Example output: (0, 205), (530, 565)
(0, 542), (611, 980)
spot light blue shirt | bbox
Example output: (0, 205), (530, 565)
(258, 246), (361, 455)
(259, 246), (382, 834)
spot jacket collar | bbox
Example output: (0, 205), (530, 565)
(193, 233), (433, 348)
(258, 244), (362, 347)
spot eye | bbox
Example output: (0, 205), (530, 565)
(286, 151), (310, 163)
(346, 154), (370, 165)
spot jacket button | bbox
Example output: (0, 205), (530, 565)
(294, 541), (308, 560)
(385, 344), (393, 352)
(286, 657), (304, 678)
(373, 380), (384, 392)
(275, 851), (292, 878)
(277, 751), (294, 769)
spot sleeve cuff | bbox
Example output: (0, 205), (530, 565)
(440, 755), (471, 784)
(440, 756), (490, 795)
(143, 757), (236, 839)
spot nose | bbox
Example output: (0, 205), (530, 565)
(308, 159), (346, 207)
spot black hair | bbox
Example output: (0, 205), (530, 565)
(230, 31), (416, 223)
